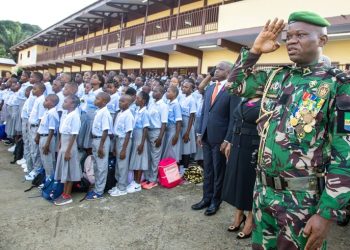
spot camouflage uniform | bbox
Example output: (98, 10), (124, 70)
(228, 47), (350, 249)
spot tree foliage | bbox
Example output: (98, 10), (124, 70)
(0, 20), (41, 60)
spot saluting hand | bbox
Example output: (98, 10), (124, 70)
(304, 214), (332, 250)
(251, 18), (285, 55)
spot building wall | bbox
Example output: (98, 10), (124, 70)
(106, 61), (121, 71)
(169, 53), (198, 68)
(123, 59), (141, 70)
(201, 49), (238, 73)
(143, 56), (166, 69)
(218, 0), (350, 32)
(0, 65), (14, 76)
(17, 45), (50, 66)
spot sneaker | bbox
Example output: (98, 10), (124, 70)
(21, 163), (27, 169)
(127, 182), (141, 193)
(141, 180), (150, 189)
(108, 186), (118, 194)
(110, 188), (127, 197)
(143, 182), (158, 190)
(17, 158), (26, 165)
(54, 194), (73, 206)
(7, 145), (16, 152)
(38, 184), (44, 189)
(23, 167), (28, 173)
(86, 191), (103, 200)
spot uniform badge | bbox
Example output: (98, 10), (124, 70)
(316, 83), (330, 98)
(309, 80), (317, 88)
(344, 113), (350, 132)
(303, 67), (312, 76)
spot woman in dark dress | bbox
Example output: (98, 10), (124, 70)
(222, 97), (261, 239)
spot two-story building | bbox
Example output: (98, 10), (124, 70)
(11, 0), (350, 76)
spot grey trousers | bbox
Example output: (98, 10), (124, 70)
(29, 126), (42, 172)
(146, 128), (163, 182)
(92, 137), (110, 195)
(39, 135), (56, 177)
(22, 118), (32, 169)
(115, 137), (131, 191)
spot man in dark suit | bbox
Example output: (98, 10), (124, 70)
(193, 61), (240, 216)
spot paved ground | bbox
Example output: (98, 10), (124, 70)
(0, 144), (349, 250)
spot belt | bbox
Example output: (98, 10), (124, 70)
(257, 170), (319, 191)
(92, 135), (102, 139)
(234, 127), (258, 136)
(30, 124), (39, 128)
(40, 134), (49, 137)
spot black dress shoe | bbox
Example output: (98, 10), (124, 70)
(191, 200), (210, 210)
(204, 203), (219, 216)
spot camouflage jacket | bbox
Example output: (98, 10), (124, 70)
(228, 47), (350, 220)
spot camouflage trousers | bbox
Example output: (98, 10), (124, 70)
(251, 182), (327, 250)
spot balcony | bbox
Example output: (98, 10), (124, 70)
(36, 4), (219, 63)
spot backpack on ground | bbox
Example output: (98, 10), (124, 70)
(24, 168), (46, 192)
(72, 176), (90, 193)
(83, 155), (95, 185)
(158, 158), (182, 189)
(0, 124), (6, 140)
(41, 174), (64, 201)
(104, 156), (117, 193)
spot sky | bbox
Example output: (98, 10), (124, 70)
(1, 0), (97, 30)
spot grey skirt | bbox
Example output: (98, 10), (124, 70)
(129, 129), (149, 171)
(77, 110), (96, 149)
(15, 99), (26, 133)
(181, 115), (197, 155)
(55, 134), (82, 182)
(162, 124), (182, 162)
(39, 135), (56, 176)
(5, 105), (19, 137)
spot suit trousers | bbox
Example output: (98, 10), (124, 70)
(202, 138), (226, 205)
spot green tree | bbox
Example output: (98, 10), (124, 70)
(0, 20), (41, 60)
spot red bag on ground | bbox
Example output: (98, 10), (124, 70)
(158, 158), (181, 188)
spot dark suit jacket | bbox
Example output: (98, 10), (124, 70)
(197, 83), (241, 144)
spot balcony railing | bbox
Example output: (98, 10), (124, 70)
(37, 4), (219, 63)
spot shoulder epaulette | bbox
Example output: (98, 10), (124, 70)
(327, 67), (350, 84)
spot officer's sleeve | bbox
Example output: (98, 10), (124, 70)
(227, 47), (268, 98)
(317, 83), (350, 220)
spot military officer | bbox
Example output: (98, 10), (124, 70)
(226, 11), (350, 250)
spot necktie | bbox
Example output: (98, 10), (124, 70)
(211, 81), (220, 105)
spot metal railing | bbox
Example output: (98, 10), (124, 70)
(36, 4), (220, 63)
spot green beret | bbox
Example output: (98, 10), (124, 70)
(288, 11), (330, 27)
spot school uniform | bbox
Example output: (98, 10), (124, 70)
(6, 91), (20, 138)
(44, 82), (53, 96)
(16, 82), (32, 133)
(113, 108), (134, 191)
(77, 83), (85, 98)
(77, 88), (103, 148)
(194, 96), (204, 161)
(145, 99), (168, 182)
(21, 95), (35, 170)
(37, 107), (59, 176)
(0, 89), (3, 123)
(129, 107), (150, 171)
(55, 108), (82, 183)
(28, 95), (46, 171)
(179, 94), (197, 155)
(91, 106), (113, 195)
(55, 91), (64, 113)
(129, 102), (137, 117)
(0, 89), (10, 124)
(106, 92), (120, 119)
(162, 99), (182, 162)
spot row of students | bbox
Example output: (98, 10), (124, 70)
(2, 71), (204, 206)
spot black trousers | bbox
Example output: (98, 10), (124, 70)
(202, 137), (226, 205)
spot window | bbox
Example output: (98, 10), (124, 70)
(20, 53), (22, 60)
(27, 51), (30, 58)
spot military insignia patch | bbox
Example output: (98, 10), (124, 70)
(316, 83), (330, 98)
(309, 80), (317, 88)
(344, 113), (350, 132)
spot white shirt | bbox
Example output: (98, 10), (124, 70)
(56, 91), (64, 112)
(21, 95), (36, 119)
(44, 82), (53, 96)
(18, 82), (32, 101)
(134, 107), (150, 129)
(148, 99), (168, 129)
(28, 95), (46, 125)
(7, 92), (20, 106)
(113, 109), (134, 138)
(77, 83), (85, 98)
(92, 106), (113, 136)
(59, 108), (81, 135)
(179, 94), (196, 117)
(38, 108), (59, 134)
(107, 92), (120, 114)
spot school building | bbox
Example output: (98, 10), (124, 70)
(0, 58), (16, 77)
(11, 0), (350, 75)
